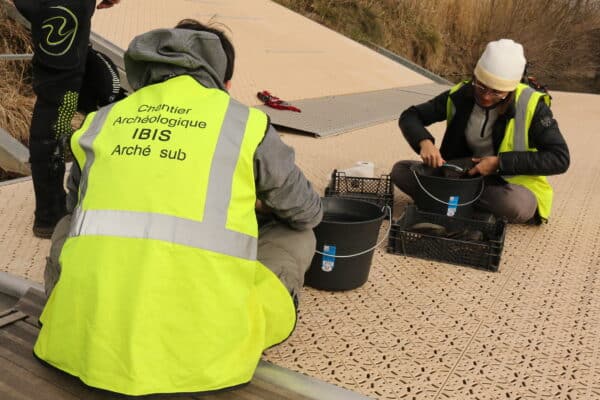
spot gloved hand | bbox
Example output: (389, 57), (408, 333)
(97, 0), (121, 10)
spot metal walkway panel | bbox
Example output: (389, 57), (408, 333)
(0, 292), (15, 312)
(256, 83), (450, 137)
(0, 128), (30, 176)
(89, 0), (434, 107)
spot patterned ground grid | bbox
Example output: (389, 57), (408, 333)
(262, 131), (600, 399)
(1, 0), (600, 398)
(0, 178), (50, 283)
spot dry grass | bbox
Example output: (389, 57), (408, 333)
(274, 0), (600, 93)
(0, 6), (34, 145)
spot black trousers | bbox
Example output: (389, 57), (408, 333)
(15, 0), (96, 225)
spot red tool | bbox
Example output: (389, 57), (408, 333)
(257, 90), (301, 113)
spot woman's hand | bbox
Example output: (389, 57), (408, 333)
(419, 139), (445, 168)
(468, 156), (499, 176)
(255, 199), (273, 215)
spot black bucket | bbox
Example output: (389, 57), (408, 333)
(411, 164), (484, 218)
(305, 197), (385, 291)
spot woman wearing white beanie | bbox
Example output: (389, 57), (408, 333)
(391, 39), (570, 223)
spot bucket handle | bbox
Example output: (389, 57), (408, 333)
(411, 168), (485, 206)
(314, 206), (392, 259)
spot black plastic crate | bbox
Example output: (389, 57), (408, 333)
(324, 170), (394, 215)
(387, 205), (506, 271)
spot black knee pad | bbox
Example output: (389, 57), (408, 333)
(78, 47), (126, 113)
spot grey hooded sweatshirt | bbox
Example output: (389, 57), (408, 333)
(67, 29), (322, 230)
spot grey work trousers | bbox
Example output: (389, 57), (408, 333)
(390, 160), (538, 223)
(45, 214), (316, 302)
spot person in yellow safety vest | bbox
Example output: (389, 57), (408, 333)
(34, 19), (323, 396)
(390, 39), (570, 223)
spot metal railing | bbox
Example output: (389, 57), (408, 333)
(360, 40), (453, 85)
(0, 53), (33, 61)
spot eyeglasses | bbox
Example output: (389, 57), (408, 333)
(472, 79), (508, 99)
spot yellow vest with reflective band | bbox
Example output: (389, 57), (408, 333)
(446, 82), (553, 220)
(33, 75), (296, 395)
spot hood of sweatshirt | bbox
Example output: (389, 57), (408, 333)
(124, 28), (227, 91)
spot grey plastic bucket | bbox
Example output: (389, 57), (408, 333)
(410, 164), (484, 218)
(305, 197), (385, 291)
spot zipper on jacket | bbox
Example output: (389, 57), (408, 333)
(480, 109), (489, 138)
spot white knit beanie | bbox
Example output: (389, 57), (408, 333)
(474, 39), (526, 92)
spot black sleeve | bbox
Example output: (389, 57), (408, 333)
(66, 162), (81, 213)
(498, 100), (570, 175)
(399, 90), (449, 154)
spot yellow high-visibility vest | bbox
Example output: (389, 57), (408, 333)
(34, 75), (296, 395)
(447, 82), (553, 220)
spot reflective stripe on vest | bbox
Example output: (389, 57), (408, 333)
(77, 104), (114, 201)
(69, 98), (258, 260)
(512, 86), (535, 151)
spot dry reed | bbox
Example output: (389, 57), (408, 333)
(275, 0), (600, 92)
(0, 6), (34, 145)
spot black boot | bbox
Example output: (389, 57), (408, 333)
(31, 159), (67, 239)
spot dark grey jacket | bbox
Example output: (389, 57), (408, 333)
(399, 82), (570, 176)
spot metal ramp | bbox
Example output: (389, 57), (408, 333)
(256, 83), (449, 137)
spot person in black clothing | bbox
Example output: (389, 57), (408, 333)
(391, 39), (569, 223)
(12, 0), (123, 238)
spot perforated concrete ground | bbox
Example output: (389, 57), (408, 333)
(2, 1), (600, 399)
